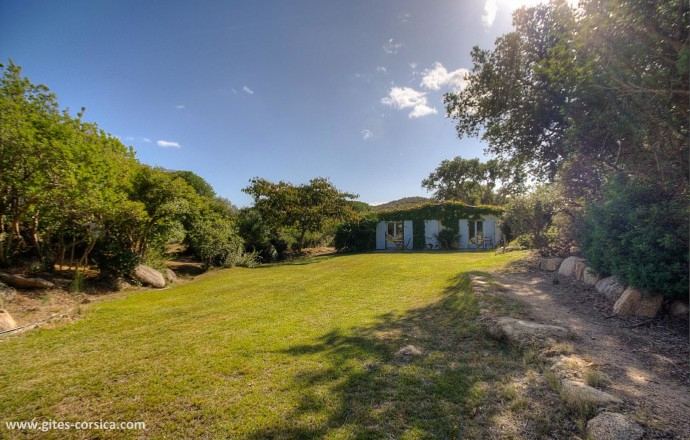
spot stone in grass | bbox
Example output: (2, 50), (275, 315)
(561, 379), (622, 407)
(0, 309), (17, 331)
(481, 315), (571, 349)
(164, 268), (178, 283)
(0, 282), (17, 303)
(396, 345), (423, 357)
(587, 412), (644, 440)
(132, 264), (166, 289)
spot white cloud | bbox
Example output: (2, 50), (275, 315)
(361, 129), (373, 140)
(175, 104), (185, 109)
(242, 86), (254, 95)
(383, 38), (403, 54)
(125, 136), (152, 143)
(408, 105), (438, 118)
(420, 62), (469, 92)
(376, 66), (388, 75)
(482, 0), (498, 27)
(157, 140), (181, 148)
(398, 12), (411, 24)
(381, 87), (437, 119)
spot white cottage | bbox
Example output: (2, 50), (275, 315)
(375, 214), (502, 251)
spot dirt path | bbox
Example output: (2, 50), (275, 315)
(490, 268), (690, 438)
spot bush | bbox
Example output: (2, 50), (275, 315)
(91, 239), (141, 279)
(577, 175), (688, 299)
(334, 217), (377, 252)
(186, 213), (244, 268)
(435, 228), (458, 249)
(501, 185), (575, 256)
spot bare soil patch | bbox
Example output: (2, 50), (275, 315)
(490, 261), (689, 438)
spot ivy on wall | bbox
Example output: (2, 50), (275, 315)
(334, 202), (504, 251)
(376, 202), (503, 249)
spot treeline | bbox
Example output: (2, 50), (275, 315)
(0, 61), (247, 278)
(0, 60), (360, 280)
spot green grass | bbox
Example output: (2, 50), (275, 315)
(1, 251), (566, 439)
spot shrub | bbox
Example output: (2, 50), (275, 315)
(91, 239), (141, 279)
(435, 228), (458, 249)
(577, 174), (688, 299)
(333, 217), (377, 252)
(186, 213), (244, 268)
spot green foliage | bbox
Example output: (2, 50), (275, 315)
(335, 202), (503, 251)
(422, 156), (525, 205)
(91, 239), (141, 279)
(185, 212), (244, 268)
(333, 216), (377, 252)
(0, 61), (245, 276)
(242, 177), (358, 252)
(501, 185), (574, 256)
(377, 202), (503, 250)
(237, 208), (289, 262)
(445, 0), (688, 198)
(370, 197), (430, 212)
(577, 175), (688, 299)
(435, 228), (458, 250)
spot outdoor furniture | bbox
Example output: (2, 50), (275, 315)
(483, 236), (494, 249)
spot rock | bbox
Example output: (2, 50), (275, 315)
(0, 309), (17, 331)
(396, 345), (423, 357)
(132, 265), (166, 288)
(164, 268), (178, 283)
(0, 282), (17, 303)
(0, 272), (54, 289)
(539, 258), (563, 272)
(595, 277), (626, 302)
(561, 379), (622, 407)
(573, 259), (588, 282)
(613, 288), (663, 318)
(581, 266), (600, 286)
(558, 256), (586, 278)
(481, 315), (571, 348)
(587, 412), (644, 440)
(668, 300), (689, 319)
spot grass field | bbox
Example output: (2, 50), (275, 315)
(1, 251), (567, 439)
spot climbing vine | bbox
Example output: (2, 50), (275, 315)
(335, 202), (503, 251)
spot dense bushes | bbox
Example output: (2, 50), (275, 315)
(500, 186), (576, 256)
(333, 217), (377, 252)
(0, 62), (247, 275)
(577, 175), (689, 299)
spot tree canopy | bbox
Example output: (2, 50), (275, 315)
(444, 0), (688, 198)
(0, 61), (246, 274)
(243, 177), (358, 252)
(422, 156), (525, 205)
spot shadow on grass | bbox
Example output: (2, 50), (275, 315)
(246, 273), (531, 439)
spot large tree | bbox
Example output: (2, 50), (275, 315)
(243, 177), (357, 252)
(444, 0), (689, 198)
(422, 156), (525, 205)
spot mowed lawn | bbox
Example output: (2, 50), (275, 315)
(1, 251), (538, 439)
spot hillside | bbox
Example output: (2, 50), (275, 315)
(371, 196), (430, 212)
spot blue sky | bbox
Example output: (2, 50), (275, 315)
(1, 0), (536, 207)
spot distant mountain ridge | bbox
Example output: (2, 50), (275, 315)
(371, 197), (431, 212)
